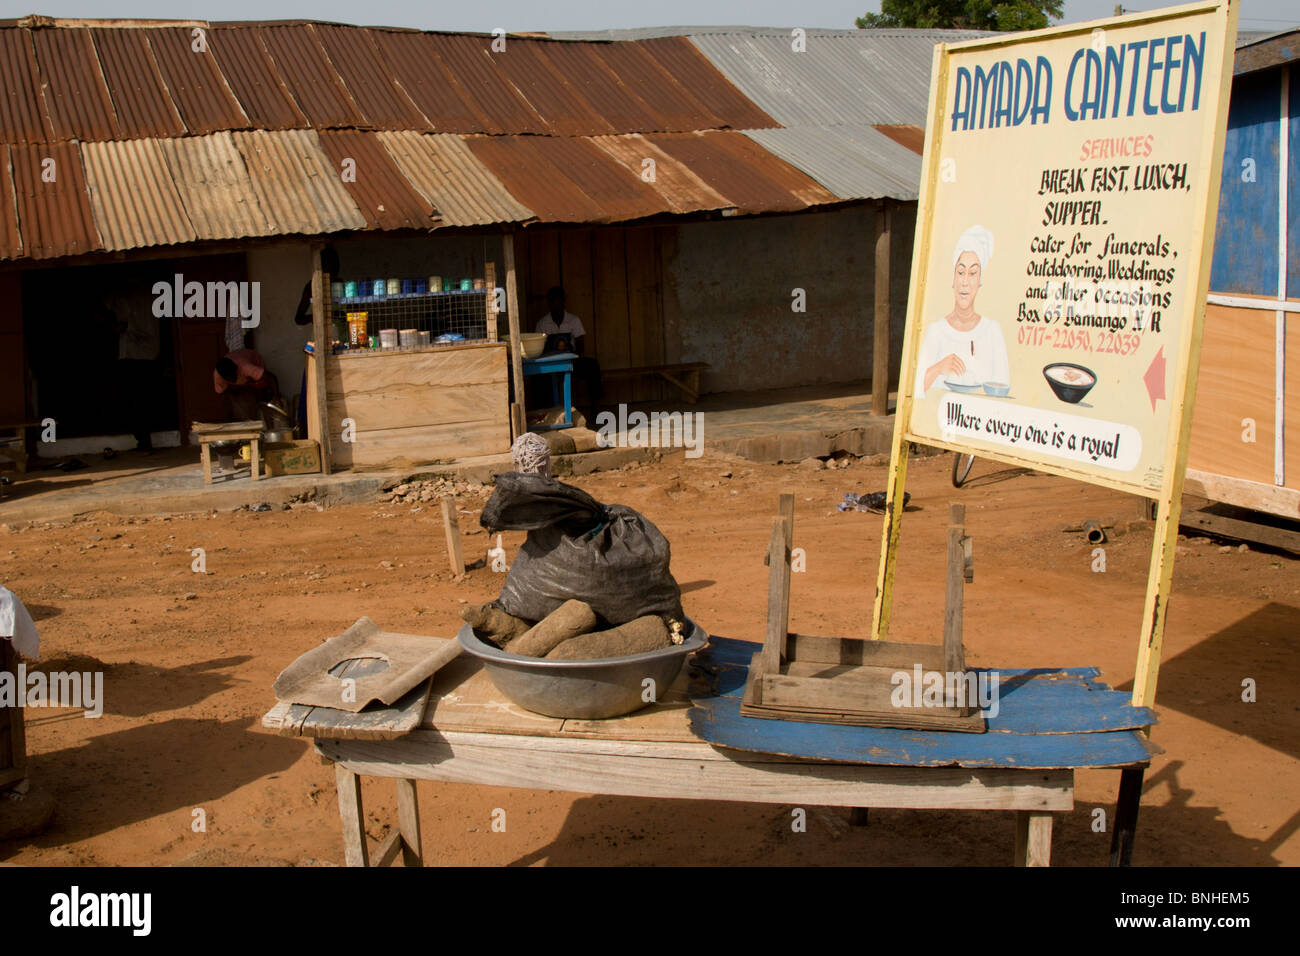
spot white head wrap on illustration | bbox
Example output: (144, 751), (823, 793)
(952, 225), (995, 272)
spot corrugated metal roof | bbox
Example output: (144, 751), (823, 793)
(488, 39), (617, 137)
(0, 145), (22, 258)
(91, 27), (186, 138)
(0, 29), (52, 144)
(232, 128), (365, 235)
(744, 125), (919, 200)
(377, 130), (533, 226)
(157, 131), (274, 240)
(589, 133), (731, 214)
(648, 130), (837, 213)
(421, 33), (545, 135)
(10, 141), (102, 259)
(208, 25), (308, 130)
(634, 36), (777, 130)
(591, 41), (732, 133)
(31, 27), (119, 141)
(147, 26), (249, 134)
(316, 25), (430, 131)
(317, 129), (438, 231)
(82, 138), (197, 250)
(369, 30), (488, 134)
(469, 134), (668, 223)
(872, 123), (924, 155)
(258, 23), (365, 128)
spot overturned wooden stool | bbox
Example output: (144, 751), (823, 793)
(741, 494), (986, 732)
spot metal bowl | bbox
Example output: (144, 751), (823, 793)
(457, 617), (708, 719)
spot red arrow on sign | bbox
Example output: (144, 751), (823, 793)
(1143, 346), (1166, 411)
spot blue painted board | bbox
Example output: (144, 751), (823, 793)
(690, 692), (1158, 769)
(688, 637), (1158, 757)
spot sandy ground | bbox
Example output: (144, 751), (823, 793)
(1, 452), (1296, 866)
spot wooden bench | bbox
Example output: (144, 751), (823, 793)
(0, 421), (41, 475)
(192, 420), (264, 484)
(603, 362), (710, 403)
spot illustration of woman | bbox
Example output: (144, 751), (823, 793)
(915, 225), (1011, 396)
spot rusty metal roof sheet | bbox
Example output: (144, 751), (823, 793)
(232, 128), (365, 236)
(0, 29), (51, 144)
(91, 27), (186, 139)
(157, 131), (274, 240)
(147, 26), (248, 135)
(316, 25), (430, 131)
(317, 129), (438, 232)
(377, 130), (532, 226)
(744, 124), (920, 200)
(82, 138), (197, 250)
(487, 40), (616, 137)
(589, 134), (731, 214)
(647, 130), (837, 214)
(207, 25), (307, 130)
(0, 145), (21, 258)
(258, 23), (364, 129)
(31, 27), (119, 141)
(369, 30), (487, 134)
(421, 33), (545, 135)
(633, 37), (777, 130)
(589, 41), (728, 133)
(10, 141), (102, 259)
(872, 124), (924, 155)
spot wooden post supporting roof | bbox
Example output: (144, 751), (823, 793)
(310, 245), (332, 475)
(503, 231), (526, 438)
(872, 200), (891, 417)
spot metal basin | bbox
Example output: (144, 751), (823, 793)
(457, 618), (708, 719)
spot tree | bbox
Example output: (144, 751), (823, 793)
(856, 0), (1064, 31)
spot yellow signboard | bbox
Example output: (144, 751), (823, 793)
(873, 2), (1238, 709)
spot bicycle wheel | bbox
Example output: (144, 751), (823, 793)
(951, 452), (976, 488)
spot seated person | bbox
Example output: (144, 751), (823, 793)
(294, 247), (340, 325)
(535, 286), (603, 406)
(214, 349), (279, 422)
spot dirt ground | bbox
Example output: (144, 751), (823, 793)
(1, 452), (1296, 866)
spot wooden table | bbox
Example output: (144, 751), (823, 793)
(522, 353), (575, 429)
(290, 648), (1124, 868)
(192, 420), (264, 484)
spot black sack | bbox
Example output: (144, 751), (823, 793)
(480, 473), (684, 627)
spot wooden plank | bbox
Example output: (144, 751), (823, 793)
(1187, 301), (1277, 487)
(484, 260), (497, 341)
(328, 382), (508, 432)
(560, 229), (596, 355)
(945, 502), (966, 677)
(396, 777), (422, 867)
(311, 250), (332, 475)
(761, 517), (790, 674)
(787, 633), (947, 670)
(504, 231), (526, 424)
(1179, 507), (1300, 554)
(626, 227), (664, 401)
(321, 731), (1074, 810)
(305, 351), (322, 457)
(602, 362), (710, 377)
(526, 228), (560, 324)
(373, 830), (402, 868)
(1184, 469), (1300, 519)
(752, 667), (983, 732)
(441, 497), (465, 575)
(1015, 811), (1053, 866)
(1, 640), (24, 786)
(261, 678), (435, 740)
(327, 344), (508, 392)
(873, 199), (891, 416)
(335, 762), (368, 867)
(328, 419), (508, 469)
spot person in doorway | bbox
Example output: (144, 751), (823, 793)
(213, 349), (279, 422)
(107, 289), (161, 453)
(294, 247), (341, 326)
(535, 285), (603, 408)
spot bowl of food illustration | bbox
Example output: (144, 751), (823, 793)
(1042, 363), (1097, 403)
(982, 381), (1011, 397)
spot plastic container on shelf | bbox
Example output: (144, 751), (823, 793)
(378, 328), (399, 349)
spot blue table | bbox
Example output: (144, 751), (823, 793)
(522, 353), (576, 430)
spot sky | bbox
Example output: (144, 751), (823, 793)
(0, 0), (1295, 33)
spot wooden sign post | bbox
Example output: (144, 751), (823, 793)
(870, 1), (1240, 716)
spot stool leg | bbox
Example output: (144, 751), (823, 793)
(250, 439), (261, 480)
(1109, 767), (1144, 867)
(396, 778), (423, 867)
(201, 443), (213, 484)
(335, 763), (369, 867)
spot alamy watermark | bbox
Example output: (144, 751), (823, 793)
(152, 273), (260, 328)
(891, 665), (1000, 718)
(594, 405), (704, 459)
(0, 660), (104, 717)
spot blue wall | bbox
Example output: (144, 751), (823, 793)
(1210, 68), (1286, 296)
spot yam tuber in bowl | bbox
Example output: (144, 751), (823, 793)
(457, 617), (708, 719)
